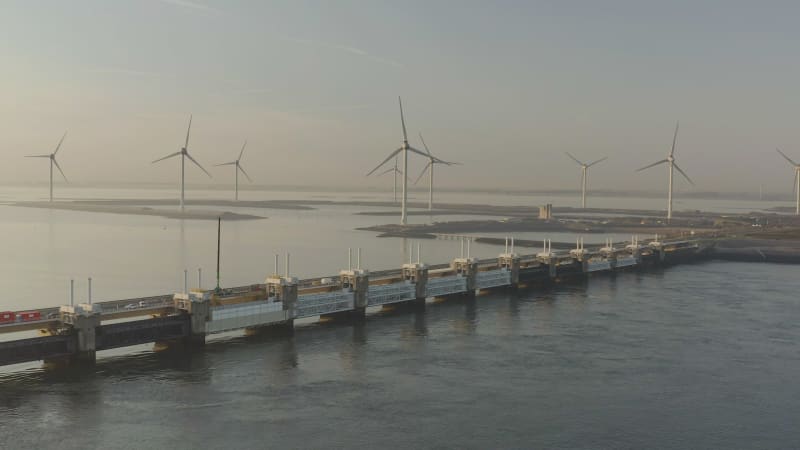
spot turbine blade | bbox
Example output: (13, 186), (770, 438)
(25, 154), (51, 158)
(52, 158), (68, 182)
(636, 159), (668, 172)
(776, 148), (798, 167)
(587, 156), (608, 167)
(151, 151), (182, 163)
(53, 131), (67, 155)
(238, 140), (247, 161)
(215, 161), (237, 166)
(670, 121), (679, 157)
(432, 155), (460, 165)
(564, 152), (584, 166)
(376, 167), (395, 176)
(398, 97), (408, 142)
(366, 147), (403, 176)
(406, 146), (430, 158)
(414, 162), (432, 185)
(238, 164), (253, 182)
(184, 114), (193, 149)
(418, 132), (432, 156)
(673, 162), (694, 185)
(186, 152), (212, 178)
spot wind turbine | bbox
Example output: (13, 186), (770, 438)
(366, 97), (428, 225)
(415, 132), (460, 211)
(636, 122), (694, 221)
(375, 156), (403, 203)
(776, 148), (800, 215)
(564, 152), (607, 209)
(215, 140), (252, 201)
(26, 132), (68, 202)
(152, 115), (211, 209)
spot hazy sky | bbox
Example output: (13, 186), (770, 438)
(2, 0), (799, 193)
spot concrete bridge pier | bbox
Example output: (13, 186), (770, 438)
(625, 237), (643, 264)
(498, 254), (520, 287)
(648, 239), (666, 264)
(399, 262), (428, 308)
(535, 256), (557, 279)
(59, 304), (102, 364)
(451, 257), (478, 297)
(172, 291), (210, 346)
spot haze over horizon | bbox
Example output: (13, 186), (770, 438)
(2, 0), (799, 194)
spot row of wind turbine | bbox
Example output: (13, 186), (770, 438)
(22, 116), (800, 218)
(27, 116), (252, 206)
(366, 98), (462, 222)
(151, 116), (253, 207)
(563, 122), (695, 218)
(365, 97), (430, 225)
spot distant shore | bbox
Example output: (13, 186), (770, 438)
(12, 201), (266, 221)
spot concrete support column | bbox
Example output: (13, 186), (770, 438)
(451, 258), (478, 293)
(173, 291), (210, 346)
(625, 246), (642, 264)
(536, 256), (557, 278)
(648, 243), (665, 263)
(59, 303), (102, 364)
(339, 269), (369, 318)
(264, 276), (298, 334)
(498, 254), (520, 286)
(402, 263), (428, 306)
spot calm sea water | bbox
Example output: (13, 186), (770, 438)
(0, 187), (798, 449)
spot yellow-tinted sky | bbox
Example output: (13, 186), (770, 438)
(2, 0), (799, 193)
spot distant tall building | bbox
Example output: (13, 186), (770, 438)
(539, 203), (553, 220)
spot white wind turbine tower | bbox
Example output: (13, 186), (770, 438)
(564, 152), (607, 209)
(415, 132), (460, 211)
(776, 148), (800, 215)
(375, 156), (403, 203)
(215, 140), (252, 201)
(26, 131), (68, 202)
(636, 122), (694, 221)
(151, 115), (211, 209)
(366, 97), (428, 225)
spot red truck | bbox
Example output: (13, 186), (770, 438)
(0, 312), (15, 324)
(17, 311), (41, 322)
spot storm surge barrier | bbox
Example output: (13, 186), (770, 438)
(0, 237), (710, 369)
